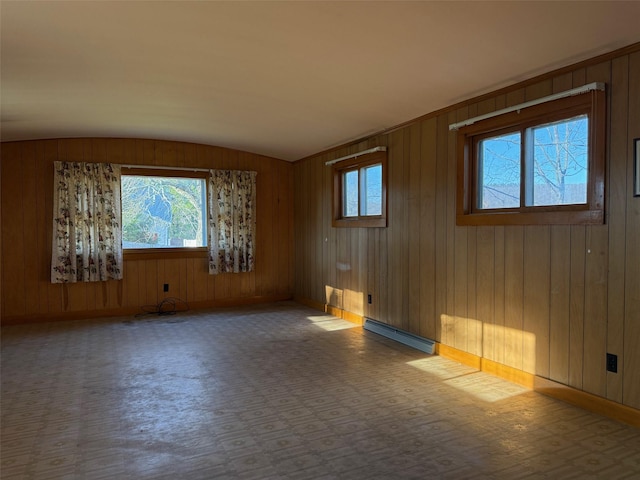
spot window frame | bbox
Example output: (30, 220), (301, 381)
(457, 89), (606, 226)
(121, 167), (209, 259)
(332, 150), (387, 228)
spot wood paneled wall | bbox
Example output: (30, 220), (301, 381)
(294, 48), (640, 409)
(1, 138), (294, 323)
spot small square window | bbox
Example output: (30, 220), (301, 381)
(332, 150), (387, 228)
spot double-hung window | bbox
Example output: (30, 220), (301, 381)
(456, 86), (606, 225)
(332, 150), (387, 228)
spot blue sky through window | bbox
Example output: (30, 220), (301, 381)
(478, 115), (588, 209)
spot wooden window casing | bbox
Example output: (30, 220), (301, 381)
(457, 89), (606, 226)
(332, 151), (388, 228)
(121, 167), (209, 259)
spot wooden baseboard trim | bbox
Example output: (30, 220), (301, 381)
(293, 296), (364, 325)
(437, 343), (640, 428)
(534, 376), (640, 428)
(1, 294), (293, 326)
(1, 307), (141, 325)
(436, 343), (482, 370)
(188, 294), (292, 310)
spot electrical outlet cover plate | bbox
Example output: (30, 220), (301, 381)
(606, 353), (618, 373)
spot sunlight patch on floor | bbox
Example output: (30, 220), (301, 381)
(306, 315), (358, 331)
(407, 356), (528, 403)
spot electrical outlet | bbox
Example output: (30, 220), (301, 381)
(606, 353), (618, 373)
(163, 283), (169, 292)
(367, 294), (372, 304)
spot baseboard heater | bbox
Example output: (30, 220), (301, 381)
(363, 318), (435, 354)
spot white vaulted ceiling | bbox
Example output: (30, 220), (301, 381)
(2, 1), (639, 161)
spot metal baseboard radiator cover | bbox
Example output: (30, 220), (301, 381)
(363, 318), (435, 354)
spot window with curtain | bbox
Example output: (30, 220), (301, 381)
(51, 161), (123, 283)
(208, 170), (257, 274)
(120, 171), (208, 250)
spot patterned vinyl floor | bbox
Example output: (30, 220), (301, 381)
(1, 302), (639, 479)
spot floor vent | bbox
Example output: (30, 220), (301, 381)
(363, 318), (435, 354)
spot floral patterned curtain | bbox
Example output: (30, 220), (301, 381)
(51, 162), (123, 283)
(208, 170), (257, 274)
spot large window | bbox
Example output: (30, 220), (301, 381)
(121, 171), (207, 249)
(456, 88), (606, 225)
(332, 150), (387, 228)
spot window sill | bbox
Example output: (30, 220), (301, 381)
(456, 209), (604, 226)
(124, 247), (208, 260)
(333, 217), (387, 228)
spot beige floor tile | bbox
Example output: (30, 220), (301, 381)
(2, 302), (639, 479)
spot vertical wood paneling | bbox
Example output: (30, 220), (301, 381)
(549, 226), (571, 384)
(319, 153), (329, 309)
(313, 155), (324, 304)
(387, 130), (406, 327)
(582, 61), (612, 397)
(523, 227), (550, 376)
(493, 226), (506, 365)
(606, 56), (628, 403)
(461, 77), (477, 350)
(279, 159), (294, 295)
(435, 114), (450, 343)
(623, 51), (640, 409)
(419, 117), (437, 339)
(347, 227), (361, 315)
(568, 226), (586, 390)
(582, 225), (608, 396)
(476, 226), (495, 361)
(22, 143), (40, 316)
(255, 160), (270, 296)
(504, 227), (524, 370)
(193, 257), (209, 302)
(408, 123), (421, 334)
(122, 260), (138, 307)
(467, 227), (478, 356)
(301, 159), (311, 302)
(378, 172), (389, 324)
(446, 109), (462, 348)
(35, 142), (51, 313)
(2, 143), (25, 317)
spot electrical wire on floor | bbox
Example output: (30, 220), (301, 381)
(135, 297), (190, 317)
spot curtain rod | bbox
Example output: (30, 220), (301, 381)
(448, 82), (605, 131)
(324, 146), (387, 166)
(121, 164), (210, 173)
